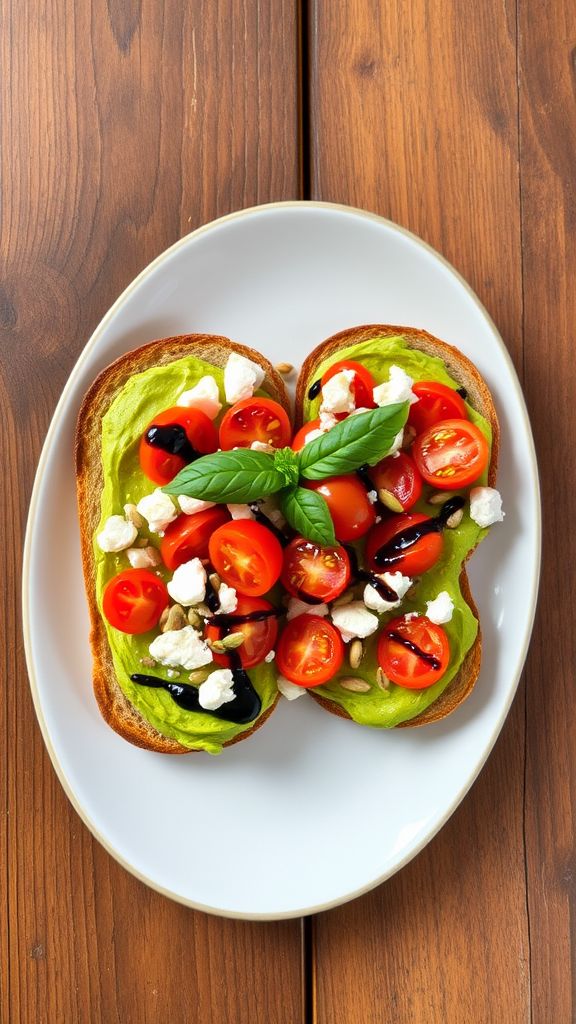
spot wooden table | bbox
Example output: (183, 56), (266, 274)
(2, 1), (572, 1020)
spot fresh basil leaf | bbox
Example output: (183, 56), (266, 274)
(163, 450), (286, 503)
(273, 447), (300, 487)
(299, 404), (409, 479)
(280, 486), (336, 547)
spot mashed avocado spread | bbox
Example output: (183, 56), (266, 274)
(303, 336), (491, 728)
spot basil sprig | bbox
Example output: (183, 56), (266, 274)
(163, 450), (288, 504)
(280, 487), (336, 547)
(298, 403), (408, 479)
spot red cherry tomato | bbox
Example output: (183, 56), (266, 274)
(321, 360), (376, 409)
(139, 406), (218, 486)
(205, 595), (278, 669)
(412, 418), (489, 490)
(377, 615), (450, 689)
(281, 537), (350, 603)
(365, 513), (443, 576)
(208, 520), (283, 597)
(304, 475), (376, 541)
(408, 381), (467, 434)
(160, 506), (231, 570)
(219, 397), (292, 450)
(368, 452), (423, 511)
(276, 615), (344, 687)
(102, 569), (169, 635)
(292, 418), (322, 452)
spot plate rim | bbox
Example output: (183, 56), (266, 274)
(22, 200), (542, 919)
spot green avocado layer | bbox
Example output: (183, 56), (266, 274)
(303, 336), (491, 728)
(94, 355), (278, 755)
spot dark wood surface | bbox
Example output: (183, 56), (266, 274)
(2, 1), (573, 1021)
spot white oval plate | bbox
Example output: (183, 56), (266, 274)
(23, 202), (540, 919)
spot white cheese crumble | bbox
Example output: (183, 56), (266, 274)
(426, 591), (455, 625)
(388, 428), (405, 456)
(367, 489), (378, 505)
(363, 571), (412, 614)
(177, 496), (215, 516)
(469, 486), (505, 528)
(319, 410), (339, 432)
(224, 352), (265, 403)
(373, 365), (418, 407)
(126, 546), (161, 569)
(177, 375), (222, 419)
(277, 675), (305, 700)
(97, 515), (138, 552)
(250, 440), (274, 452)
(286, 598), (329, 620)
(404, 611), (419, 621)
(331, 602), (379, 642)
(217, 582), (238, 614)
(167, 558), (207, 606)
(264, 649), (276, 663)
(227, 503), (255, 520)
(149, 626), (213, 671)
(351, 406), (372, 416)
(302, 428), (324, 446)
(198, 668), (236, 711)
(136, 489), (177, 534)
(320, 369), (356, 414)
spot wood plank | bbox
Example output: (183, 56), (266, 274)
(519, 2), (576, 1019)
(0, 1), (302, 1022)
(308, 2), (529, 1020)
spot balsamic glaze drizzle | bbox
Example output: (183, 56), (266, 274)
(355, 464), (387, 518)
(130, 671), (261, 724)
(248, 504), (291, 547)
(204, 575), (221, 612)
(373, 497), (465, 569)
(307, 378), (322, 400)
(385, 631), (441, 670)
(456, 387), (468, 399)
(344, 545), (399, 603)
(210, 609), (281, 627)
(145, 423), (198, 463)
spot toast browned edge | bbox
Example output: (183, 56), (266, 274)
(75, 334), (289, 754)
(295, 324), (500, 728)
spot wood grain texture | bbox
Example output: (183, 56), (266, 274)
(308, 1), (531, 1021)
(520, 2), (576, 1020)
(0, 1), (302, 1022)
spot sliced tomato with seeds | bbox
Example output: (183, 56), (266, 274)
(365, 513), (443, 576)
(205, 595), (278, 669)
(408, 382), (467, 434)
(139, 405), (218, 486)
(276, 614), (344, 687)
(304, 475), (376, 541)
(281, 537), (351, 603)
(102, 569), (169, 635)
(377, 615), (450, 689)
(208, 520), (283, 597)
(160, 506), (230, 570)
(219, 397), (291, 450)
(368, 452), (423, 511)
(412, 417), (489, 489)
(321, 360), (376, 409)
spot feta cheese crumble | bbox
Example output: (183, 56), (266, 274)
(320, 369), (356, 414)
(264, 649), (276, 663)
(363, 571), (412, 614)
(126, 545), (162, 569)
(331, 602), (379, 642)
(177, 496), (215, 516)
(227, 503), (255, 520)
(217, 582), (238, 614)
(425, 591), (455, 625)
(167, 558), (207, 606)
(177, 375), (222, 419)
(97, 515), (138, 552)
(277, 675), (305, 700)
(149, 626), (213, 671)
(469, 486), (504, 528)
(136, 489), (177, 534)
(224, 352), (265, 403)
(373, 365), (418, 407)
(198, 668), (236, 711)
(286, 598), (329, 620)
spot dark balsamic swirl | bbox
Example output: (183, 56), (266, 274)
(145, 423), (198, 463)
(307, 378), (322, 400)
(384, 631), (441, 670)
(373, 497), (465, 569)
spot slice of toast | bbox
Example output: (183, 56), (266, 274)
(295, 324), (499, 727)
(76, 334), (289, 753)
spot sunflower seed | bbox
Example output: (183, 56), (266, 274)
(162, 604), (187, 632)
(428, 491), (457, 505)
(378, 488), (404, 513)
(187, 608), (202, 628)
(376, 667), (390, 690)
(188, 667), (211, 685)
(275, 362), (294, 375)
(124, 503), (146, 529)
(349, 639), (364, 669)
(208, 633), (245, 653)
(208, 572), (222, 593)
(446, 508), (464, 529)
(340, 677), (371, 693)
(159, 607), (170, 630)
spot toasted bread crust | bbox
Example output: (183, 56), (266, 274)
(296, 325), (499, 728)
(76, 334), (287, 754)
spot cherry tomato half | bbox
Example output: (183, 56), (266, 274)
(304, 475), (376, 541)
(276, 614), (344, 687)
(292, 418), (321, 452)
(139, 406), (218, 486)
(368, 452), (423, 511)
(365, 513), (443, 576)
(377, 615), (450, 689)
(219, 397), (292, 450)
(160, 506), (231, 570)
(205, 595), (278, 669)
(281, 537), (350, 603)
(102, 569), (169, 635)
(208, 520), (283, 597)
(321, 360), (376, 409)
(408, 381), (467, 435)
(412, 418), (489, 490)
